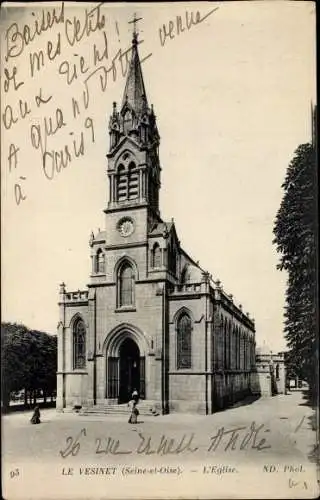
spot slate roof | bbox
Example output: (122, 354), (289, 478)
(148, 221), (173, 235)
(121, 34), (148, 116)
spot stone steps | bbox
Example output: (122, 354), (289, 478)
(79, 401), (160, 417)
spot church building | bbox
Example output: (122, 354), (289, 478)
(57, 30), (257, 415)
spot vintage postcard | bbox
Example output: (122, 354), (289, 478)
(1, 2), (318, 499)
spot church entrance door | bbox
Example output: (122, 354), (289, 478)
(119, 337), (145, 403)
(106, 336), (146, 402)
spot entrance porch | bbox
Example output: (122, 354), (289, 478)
(97, 323), (159, 405)
(107, 336), (145, 403)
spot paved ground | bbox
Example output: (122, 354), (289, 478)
(2, 390), (319, 499)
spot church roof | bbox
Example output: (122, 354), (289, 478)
(183, 262), (203, 282)
(121, 34), (148, 116)
(94, 230), (106, 242)
(149, 221), (173, 235)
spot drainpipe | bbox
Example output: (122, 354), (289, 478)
(202, 272), (209, 415)
(63, 297), (66, 407)
(212, 301), (217, 413)
(205, 280), (209, 415)
(59, 282), (66, 409)
(93, 289), (97, 405)
(161, 281), (167, 414)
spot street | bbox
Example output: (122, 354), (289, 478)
(2, 390), (319, 499)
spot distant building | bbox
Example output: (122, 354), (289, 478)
(253, 344), (286, 397)
(57, 29), (257, 414)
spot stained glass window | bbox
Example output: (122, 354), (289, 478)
(119, 263), (134, 306)
(73, 319), (86, 369)
(224, 320), (228, 369)
(177, 314), (192, 369)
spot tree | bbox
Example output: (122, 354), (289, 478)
(1, 323), (31, 408)
(273, 142), (317, 397)
(1, 322), (57, 410)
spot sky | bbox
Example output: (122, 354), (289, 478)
(1, 2), (316, 352)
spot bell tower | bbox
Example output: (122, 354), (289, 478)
(106, 26), (161, 224)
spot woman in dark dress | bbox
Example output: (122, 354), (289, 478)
(128, 400), (139, 424)
(30, 405), (41, 424)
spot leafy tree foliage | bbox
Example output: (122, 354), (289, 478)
(1, 322), (57, 409)
(273, 143), (317, 393)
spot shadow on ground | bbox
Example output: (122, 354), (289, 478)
(307, 415), (319, 464)
(298, 389), (319, 464)
(229, 394), (261, 409)
(215, 394), (261, 413)
(299, 388), (317, 408)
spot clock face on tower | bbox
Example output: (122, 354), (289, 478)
(117, 217), (134, 237)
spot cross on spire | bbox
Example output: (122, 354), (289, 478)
(121, 12), (148, 114)
(128, 12), (143, 42)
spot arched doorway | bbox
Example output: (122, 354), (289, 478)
(106, 334), (146, 403)
(119, 338), (140, 403)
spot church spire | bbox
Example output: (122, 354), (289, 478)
(109, 14), (159, 152)
(121, 14), (148, 115)
(107, 13), (161, 221)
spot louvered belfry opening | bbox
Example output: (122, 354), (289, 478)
(128, 162), (139, 199)
(116, 162), (139, 202)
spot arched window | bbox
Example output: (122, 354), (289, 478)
(224, 319), (228, 369)
(73, 318), (86, 369)
(96, 249), (105, 273)
(232, 328), (235, 370)
(244, 335), (247, 369)
(177, 313), (192, 369)
(119, 262), (134, 306)
(228, 321), (232, 369)
(152, 243), (161, 268)
(237, 328), (241, 369)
